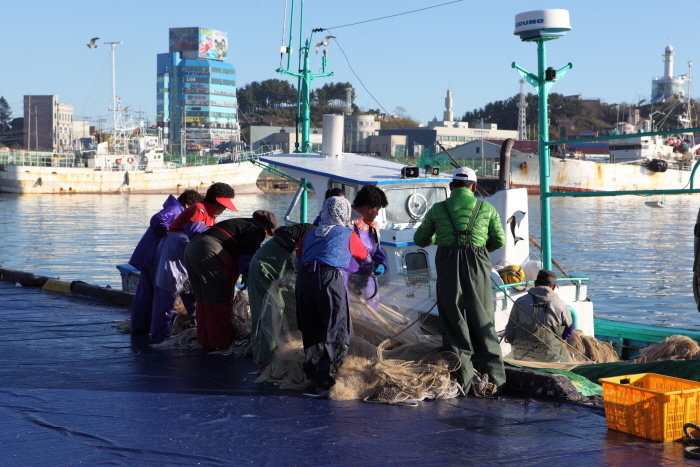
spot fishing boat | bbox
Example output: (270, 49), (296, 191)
(0, 42), (268, 195)
(509, 129), (700, 194)
(260, 115), (595, 360)
(0, 147), (271, 195)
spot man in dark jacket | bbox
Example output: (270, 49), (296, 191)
(184, 210), (277, 351)
(413, 167), (506, 395)
(128, 190), (202, 335)
(505, 269), (574, 362)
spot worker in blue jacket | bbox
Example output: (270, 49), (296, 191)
(128, 190), (202, 335)
(295, 196), (372, 396)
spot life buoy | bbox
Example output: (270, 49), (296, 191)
(127, 157), (135, 164)
(104, 166), (111, 172)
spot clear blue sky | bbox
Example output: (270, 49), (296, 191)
(1, 0), (698, 128)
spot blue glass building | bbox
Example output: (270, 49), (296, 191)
(157, 27), (237, 154)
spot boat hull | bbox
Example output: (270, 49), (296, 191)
(509, 154), (691, 193)
(0, 161), (264, 194)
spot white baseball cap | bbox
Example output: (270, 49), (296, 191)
(452, 167), (477, 182)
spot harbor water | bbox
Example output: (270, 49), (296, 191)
(1, 192), (699, 330)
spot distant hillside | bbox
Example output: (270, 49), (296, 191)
(461, 93), (700, 139)
(238, 82), (700, 145)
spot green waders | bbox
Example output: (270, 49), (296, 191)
(249, 240), (294, 365)
(435, 201), (506, 392)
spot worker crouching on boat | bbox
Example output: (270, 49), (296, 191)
(248, 223), (316, 374)
(505, 269), (574, 363)
(151, 183), (236, 344)
(413, 167), (507, 396)
(129, 190), (203, 335)
(185, 210), (277, 351)
(344, 185), (389, 307)
(295, 197), (372, 396)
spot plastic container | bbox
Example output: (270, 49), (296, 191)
(116, 264), (141, 293)
(599, 373), (700, 442)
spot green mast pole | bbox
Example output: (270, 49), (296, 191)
(513, 20), (572, 270)
(536, 39), (552, 270)
(276, 31), (332, 151)
(276, 2), (333, 220)
(300, 40), (312, 153)
(300, 178), (308, 222)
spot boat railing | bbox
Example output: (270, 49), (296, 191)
(246, 148), (282, 161)
(493, 276), (590, 301)
(0, 150), (82, 168)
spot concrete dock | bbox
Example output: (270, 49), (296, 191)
(0, 279), (692, 466)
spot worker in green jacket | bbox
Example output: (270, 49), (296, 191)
(413, 167), (507, 396)
(249, 223), (316, 374)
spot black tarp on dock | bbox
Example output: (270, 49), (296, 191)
(0, 281), (691, 466)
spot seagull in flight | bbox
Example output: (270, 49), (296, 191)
(87, 38), (99, 49)
(315, 36), (336, 53)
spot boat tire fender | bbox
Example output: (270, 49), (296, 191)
(649, 159), (668, 173)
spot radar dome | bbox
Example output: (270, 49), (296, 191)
(514, 9), (571, 41)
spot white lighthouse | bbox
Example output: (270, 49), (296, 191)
(651, 43), (689, 102)
(663, 43), (675, 79)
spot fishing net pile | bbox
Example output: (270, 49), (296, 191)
(151, 293), (252, 355)
(634, 335), (700, 363)
(256, 272), (462, 405)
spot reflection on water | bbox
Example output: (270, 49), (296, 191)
(0, 192), (294, 288)
(1, 192), (700, 329)
(529, 194), (700, 329)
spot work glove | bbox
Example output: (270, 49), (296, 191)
(373, 264), (386, 276)
(353, 275), (369, 292)
(239, 275), (249, 291)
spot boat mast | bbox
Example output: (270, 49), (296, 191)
(276, 0), (333, 153)
(105, 41), (123, 151)
(512, 10), (572, 271)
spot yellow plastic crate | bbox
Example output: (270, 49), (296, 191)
(599, 373), (700, 442)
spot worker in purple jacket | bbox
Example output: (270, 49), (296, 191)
(343, 185), (389, 308)
(128, 190), (203, 335)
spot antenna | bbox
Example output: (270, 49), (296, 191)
(104, 41), (123, 135)
(517, 79), (528, 140)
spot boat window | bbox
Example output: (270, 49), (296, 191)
(404, 250), (430, 286)
(329, 180), (357, 201)
(382, 186), (447, 225)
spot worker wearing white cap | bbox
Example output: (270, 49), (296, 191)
(414, 167), (507, 396)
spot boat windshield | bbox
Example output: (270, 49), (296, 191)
(382, 186), (447, 225)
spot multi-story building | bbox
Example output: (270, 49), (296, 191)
(23, 95), (74, 152)
(344, 114), (378, 153)
(157, 27), (238, 154)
